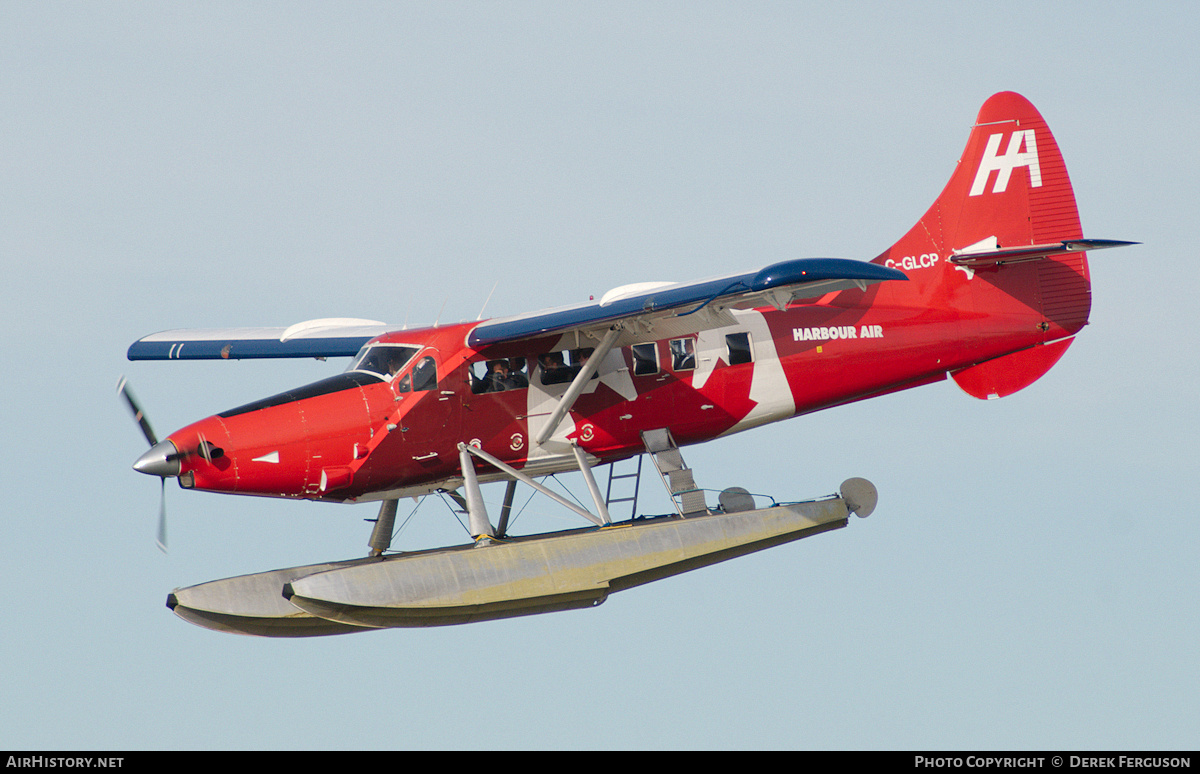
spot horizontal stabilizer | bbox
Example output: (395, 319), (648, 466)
(949, 238), (1137, 268)
(128, 318), (391, 360)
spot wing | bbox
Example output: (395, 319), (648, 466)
(468, 258), (907, 348)
(127, 318), (392, 361)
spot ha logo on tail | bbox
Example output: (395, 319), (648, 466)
(970, 129), (1043, 196)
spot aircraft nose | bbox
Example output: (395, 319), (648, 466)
(133, 440), (181, 477)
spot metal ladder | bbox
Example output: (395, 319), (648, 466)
(604, 455), (644, 521)
(641, 428), (707, 516)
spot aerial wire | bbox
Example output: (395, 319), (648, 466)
(476, 280), (500, 321)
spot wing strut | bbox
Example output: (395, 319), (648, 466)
(534, 325), (622, 447)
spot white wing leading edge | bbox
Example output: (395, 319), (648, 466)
(127, 318), (391, 360)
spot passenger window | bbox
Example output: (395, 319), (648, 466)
(669, 338), (696, 371)
(537, 349), (597, 385)
(396, 356), (438, 393)
(469, 358), (529, 394)
(538, 351), (571, 385)
(571, 348), (597, 379)
(726, 332), (753, 365)
(631, 343), (658, 376)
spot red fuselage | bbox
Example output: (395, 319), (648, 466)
(146, 92), (1103, 507)
(165, 248), (1088, 503)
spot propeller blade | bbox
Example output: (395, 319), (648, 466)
(156, 477), (168, 554)
(118, 376), (171, 552)
(117, 376), (158, 447)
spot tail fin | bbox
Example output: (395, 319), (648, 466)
(875, 92), (1097, 399)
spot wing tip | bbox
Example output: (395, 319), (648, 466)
(752, 258), (908, 290)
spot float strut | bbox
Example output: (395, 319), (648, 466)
(459, 443), (606, 527)
(368, 499), (399, 557)
(458, 444), (496, 540)
(497, 479), (518, 538)
(571, 442), (612, 525)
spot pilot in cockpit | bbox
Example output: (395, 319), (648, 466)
(384, 350), (408, 377)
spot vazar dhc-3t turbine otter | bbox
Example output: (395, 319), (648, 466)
(121, 92), (1131, 636)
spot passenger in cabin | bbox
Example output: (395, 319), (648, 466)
(539, 352), (571, 385)
(569, 347), (595, 377)
(507, 358), (529, 388)
(670, 338), (696, 371)
(483, 360), (501, 385)
(487, 360), (525, 392)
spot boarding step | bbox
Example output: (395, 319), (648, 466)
(641, 428), (707, 516)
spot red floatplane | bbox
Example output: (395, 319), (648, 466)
(122, 92), (1132, 636)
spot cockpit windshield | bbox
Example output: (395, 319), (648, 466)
(346, 344), (421, 380)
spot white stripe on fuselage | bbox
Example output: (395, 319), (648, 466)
(724, 309), (794, 434)
(691, 309), (794, 435)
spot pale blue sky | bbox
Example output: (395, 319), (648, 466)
(2, 2), (1195, 750)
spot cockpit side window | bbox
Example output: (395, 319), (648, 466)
(396, 355), (438, 393)
(347, 344), (420, 379)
